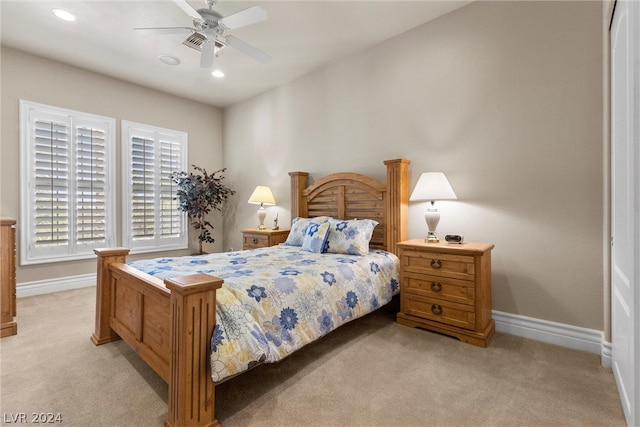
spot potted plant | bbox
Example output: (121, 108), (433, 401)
(171, 165), (235, 255)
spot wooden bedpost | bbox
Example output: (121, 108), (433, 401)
(384, 159), (410, 255)
(165, 274), (223, 427)
(91, 248), (129, 345)
(289, 171), (309, 219)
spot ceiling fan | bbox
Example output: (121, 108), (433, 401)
(135, 0), (271, 68)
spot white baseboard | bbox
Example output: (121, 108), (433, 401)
(17, 273), (96, 298)
(493, 310), (611, 367)
(16, 275), (612, 367)
(601, 340), (612, 368)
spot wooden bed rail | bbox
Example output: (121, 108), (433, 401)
(92, 248), (223, 427)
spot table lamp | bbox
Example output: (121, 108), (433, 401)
(248, 186), (276, 229)
(410, 172), (457, 243)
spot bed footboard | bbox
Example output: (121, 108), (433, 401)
(165, 274), (221, 427)
(92, 249), (223, 427)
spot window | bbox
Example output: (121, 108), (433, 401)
(122, 120), (187, 253)
(19, 100), (116, 265)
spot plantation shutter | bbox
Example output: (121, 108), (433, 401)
(20, 101), (116, 265)
(159, 139), (182, 239)
(131, 136), (156, 241)
(122, 121), (187, 252)
(75, 125), (108, 246)
(33, 118), (70, 248)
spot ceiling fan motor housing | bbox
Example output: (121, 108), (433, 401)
(195, 9), (225, 32)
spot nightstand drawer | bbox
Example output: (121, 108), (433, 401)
(403, 294), (475, 330)
(243, 234), (269, 249)
(401, 249), (475, 281)
(241, 228), (290, 250)
(403, 273), (475, 306)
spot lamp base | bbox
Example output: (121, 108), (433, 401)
(257, 206), (267, 230)
(425, 203), (440, 243)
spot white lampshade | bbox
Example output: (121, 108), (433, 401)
(248, 186), (276, 206)
(410, 172), (457, 202)
(248, 186), (275, 229)
(410, 172), (457, 243)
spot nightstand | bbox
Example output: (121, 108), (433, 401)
(396, 240), (495, 347)
(242, 228), (290, 250)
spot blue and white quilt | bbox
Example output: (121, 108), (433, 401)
(127, 245), (399, 382)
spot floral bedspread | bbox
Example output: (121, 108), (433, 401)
(127, 245), (399, 382)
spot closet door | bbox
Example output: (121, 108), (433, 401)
(611, 0), (639, 425)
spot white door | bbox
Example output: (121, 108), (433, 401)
(611, 1), (639, 425)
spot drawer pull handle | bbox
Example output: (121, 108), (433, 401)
(430, 282), (442, 292)
(430, 259), (442, 269)
(252, 238), (258, 244)
(431, 304), (443, 315)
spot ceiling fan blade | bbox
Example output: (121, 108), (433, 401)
(226, 35), (271, 64)
(200, 39), (215, 68)
(172, 0), (202, 22)
(218, 6), (267, 30)
(134, 27), (193, 36)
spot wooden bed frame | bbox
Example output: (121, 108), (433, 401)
(91, 159), (410, 427)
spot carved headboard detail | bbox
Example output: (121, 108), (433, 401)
(289, 159), (410, 255)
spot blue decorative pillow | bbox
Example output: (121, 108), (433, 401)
(325, 218), (378, 255)
(301, 221), (331, 253)
(284, 216), (330, 246)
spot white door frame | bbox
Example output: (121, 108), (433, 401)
(610, 0), (639, 425)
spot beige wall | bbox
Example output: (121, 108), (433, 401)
(1, 47), (224, 284)
(1, 1), (606, 331)
(223, 1), (605, 329)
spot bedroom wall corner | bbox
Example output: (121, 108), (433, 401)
(1, 46), (224, 288)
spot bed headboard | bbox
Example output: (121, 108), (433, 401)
(289, 159), (410, 255)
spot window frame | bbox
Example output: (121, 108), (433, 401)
(19, 100), (116, 265)
(121, 120), (188, 254)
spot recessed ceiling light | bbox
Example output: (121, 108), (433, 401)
(158, 55), (181, 66)
(52, 9), (76, 22)
(211, 70), (225, 78)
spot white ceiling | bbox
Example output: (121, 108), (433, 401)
(1, 0), (471, 108)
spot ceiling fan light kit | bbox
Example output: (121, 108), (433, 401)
(135, 0), (271, 69)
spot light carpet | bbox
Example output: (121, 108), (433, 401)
(0, 287), (625, 426)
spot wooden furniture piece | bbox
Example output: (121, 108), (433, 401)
(396, 240), (495, 347)
(241, 228), (289, 249)
(92, 159), (410, 427)
(1, 217), (17, 338)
